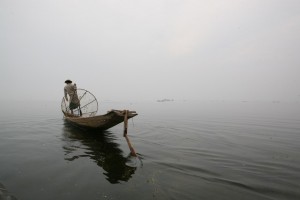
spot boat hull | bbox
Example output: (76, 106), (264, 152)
(64, 110), (137, 130)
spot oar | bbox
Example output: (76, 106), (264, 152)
(123, 110), (138, 157)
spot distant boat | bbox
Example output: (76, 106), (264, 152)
(61, 89), (137, 130)
(157, 98), (174, 102)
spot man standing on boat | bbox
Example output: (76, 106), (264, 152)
(64, 80), (81, 115)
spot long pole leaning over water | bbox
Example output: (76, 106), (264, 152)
(123, 110), (138, 157)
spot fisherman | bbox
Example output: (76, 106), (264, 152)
(64, 79), (81, 115)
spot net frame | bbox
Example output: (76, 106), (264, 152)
(61, 88), (98, 117)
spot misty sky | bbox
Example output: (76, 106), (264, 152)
(1, 0), (299, 102)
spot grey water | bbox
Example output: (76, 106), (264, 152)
(0, 100), (300, 200)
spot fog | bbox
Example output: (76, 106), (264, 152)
(1, 0), (299, 102)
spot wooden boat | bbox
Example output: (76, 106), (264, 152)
(61, 88), (138, 130)
(63, 110), (137, 130)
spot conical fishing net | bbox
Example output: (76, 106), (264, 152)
(61, 89), (98, 117)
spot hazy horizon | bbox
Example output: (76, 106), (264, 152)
(1, 0), (299, 102)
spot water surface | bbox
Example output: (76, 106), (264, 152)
(0, 100), (299, 200)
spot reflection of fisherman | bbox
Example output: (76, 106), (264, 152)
(64, 79), (80, 115)
(62, 129), (137, 183)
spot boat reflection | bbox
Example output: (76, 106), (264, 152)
(62, 123), (137, 184)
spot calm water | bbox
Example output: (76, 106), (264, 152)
(0, 100), (300, 200)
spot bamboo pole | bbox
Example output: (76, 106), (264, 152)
(124, 135), (137, 157)
(123, 110), (138, 157)
(123, 110), (128, 137)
